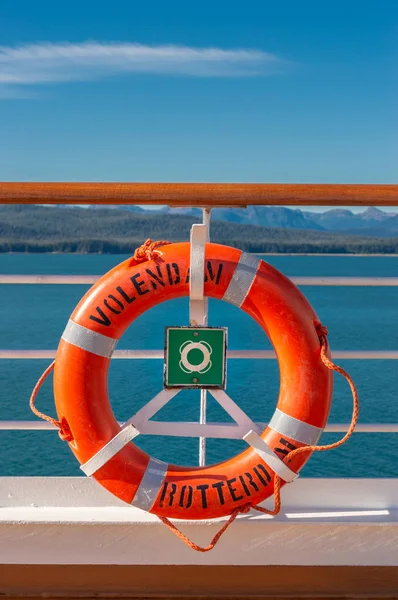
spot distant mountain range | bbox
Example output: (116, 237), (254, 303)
(90, 205), (398, 237)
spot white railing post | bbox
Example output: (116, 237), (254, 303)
(189, 208), (211, 466)
(199, 208), (211, 467)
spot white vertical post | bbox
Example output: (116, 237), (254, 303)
(189, 226), (208, 327)
(189, 209), (211, 467)
(199, 209), (210, 466)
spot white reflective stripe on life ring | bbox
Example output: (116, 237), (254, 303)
(61, 319), (117, 358)
(223, 252), (261, 307)
(131, 456), (169, 511)
(243, 430), (298, 483)
(80, 424), (140, 477)
(269, 408), (323, 446)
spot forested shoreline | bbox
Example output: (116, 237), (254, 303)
(1, 204), (398, 254)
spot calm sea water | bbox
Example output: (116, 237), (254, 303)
(1, 253), (397, 478)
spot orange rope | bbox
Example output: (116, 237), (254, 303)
(159, 325), (359, 551)
(29, 239), (171, 441)
(29, 361), (73, 441)
(132, 239), (171, 263)
(159, 503), (252, 553)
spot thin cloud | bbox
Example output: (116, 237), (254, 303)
(0, 41), (284, 89)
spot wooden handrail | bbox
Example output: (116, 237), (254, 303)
(0, 182), (397, 206)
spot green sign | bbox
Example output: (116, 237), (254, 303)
(164, 327), (227, 389)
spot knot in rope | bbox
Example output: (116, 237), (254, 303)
(315, 321), (328, 341)
(237, 502), (252, 515)
(132, 239), (171, 264)
(57, 417), (74, 442)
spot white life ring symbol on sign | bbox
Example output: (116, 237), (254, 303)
(179, 341), (212, 374)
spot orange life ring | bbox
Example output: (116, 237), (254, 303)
(54, 242), (333, 520)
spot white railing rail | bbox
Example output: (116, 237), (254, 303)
(1, 349), (398, 360)
(1, 421), (397, 433)
(1, 275), (398, 286)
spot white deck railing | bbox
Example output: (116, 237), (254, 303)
(1, 273), (397, 439)
(1, 274), (398, 286)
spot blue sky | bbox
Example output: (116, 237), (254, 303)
(0, 0), (396, 212)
